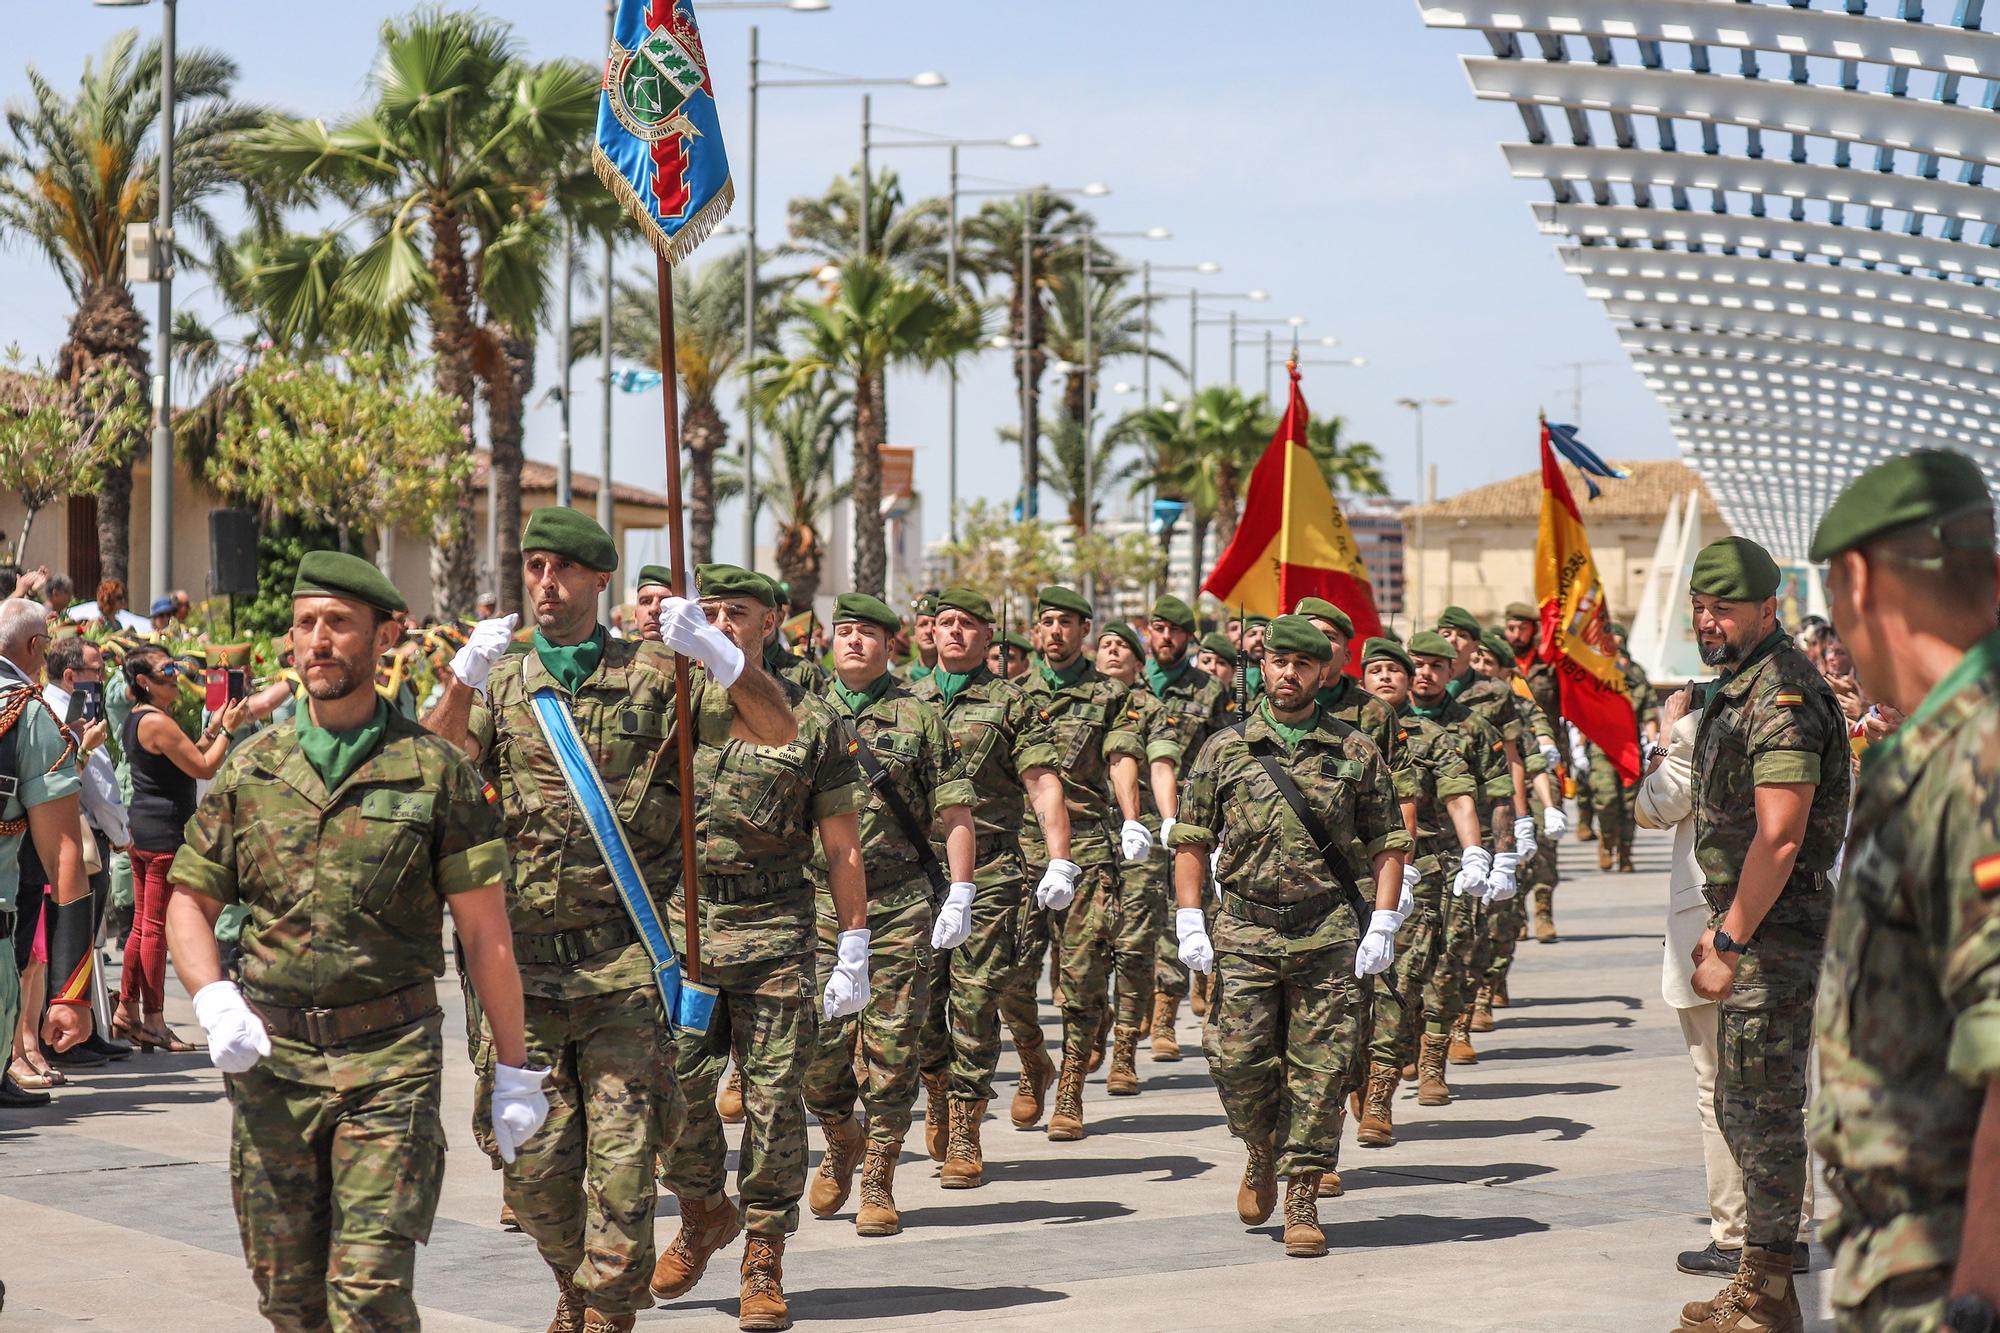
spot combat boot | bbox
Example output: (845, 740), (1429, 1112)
(1088, 1012), (1109, 1073)
(1189, 972), (1210, 1018)
(1533, 889), (1558, 943)
(1316, 1170), (1344, 1198)
(807, 1112), (863, 1218)
(1597, 840), (1613, 870)
(1009, 1033), (1055, 1128)
(1618, 850), (1636, 874)
(1106, 1025), (1141, 1096)
(1448, 1012), (1479, 1065)
(854, 1143), (901, 1237)
(1137, 999), (1153, 1039)
(718, 1066), (746, 1125)
(1416, 1032), (1452, 1106)
(737, 1236), (789, 1332)
(651, 1191), (743, 1301)
(940, 1098), (986, 1189)
(501, 1200), (522, 1232)
(1492, 975), (1510, 1007)
(1677, 1245), (1803, 1332)
(1401, 1060), (1417, 1083)
(1046, 1048), (1088, 1141)
(1236, 1136), (1276, 1225)
(580, 1313), (634, 1333)
(921, 1070), (949, 1162)
(1283, 1174), (1327, 1257)
(1150, 992), (1182, 1061)
(546, 1266), (585, 1333)
(1470, 985), (1496, 1033)
(1356, 1064), (1398, 1146)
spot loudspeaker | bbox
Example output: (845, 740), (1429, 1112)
(208, 509), (258, 597)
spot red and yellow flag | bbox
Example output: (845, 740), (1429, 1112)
(1202, 364), (1383, 675)
(1533, 418), (1640, 782)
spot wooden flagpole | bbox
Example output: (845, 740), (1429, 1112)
(656, 253), (703, 987)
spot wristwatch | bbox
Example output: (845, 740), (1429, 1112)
(1711, 926), (1748, 956)
(1949, 1294), (1997, 1333)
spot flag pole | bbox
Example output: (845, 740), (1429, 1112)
(656, 253), (704, 988)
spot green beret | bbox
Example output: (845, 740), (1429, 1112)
(1262, 614), (1333, 663)
(522, 506), (618, 573)
(911, 593), (939, 618)
(935, 586), (994, 622)
(1200, 632), (1240, 664)
(293, 550), (407, 615)
(1361, 637), (1413, 675)
(832, 592), (899, 632)
(1435, 605), (1481, 636)
(1002, 630), (1032, 652)
(1690, 537), (1781, 601)
(759, 574), (791, 610)
(1408, 630), (1457, 662)
(1037, 585), (1093, 619)
(1098, 620), (1143, 655)
(695, 563), (777, 607)
(1478, 630), (1517, 670)
(1504, 601), (1538, 623)
(1149, 595), (1196, 633)
(1244, 614), (1271, 630)
(1293, 597), (1354, 640)
(1809, 449), (1995, 562)
(635, 564), (675, 591)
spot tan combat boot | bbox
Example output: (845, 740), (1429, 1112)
(1316, 1169), (1344, 1198)
(1355, 1063), (1398, 1147)
(501, 1200), (522, 1232)
(1533, 889), (1558, 943)
(1597, 840), (1613, 871)
(1618, 850), (1636, 874)
(1401, 1060), (1417, 1082)
(1416, 1032), (1452, 1106)
(1492, 976), (1510, 1008)
(1189, 971), (1210, 1018)
(1470, 985), (1496, 1033)
(737, 1236), (789, 1332)
(1448, 1012), (1479, 1065)
(1106, 1025), (1141, 1096)
(1009, 1033), (1055, 1129)
(1283, 1174), (1327, 1257)
(807, 1112), (863, 1218)
(854, 1143), (902, 1237)
(1137, 997), (1153, 1039)
(718, 1066), (746, 1125)
(649, 1192), (742, 1301)
(1236, 1137), (1276, 1225)
(546, 1266), (585, 1333)
(580, 1313), (633, 1333)
(1150, 992), (1182, 1061)
(1678, 1245), (1803, 1332)
(940, 1098), (986, 1189)
(921, 1070), (949, 1162)
(1046, 1048), (1088, 1141)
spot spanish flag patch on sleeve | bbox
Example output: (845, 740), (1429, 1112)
(481, 781), (499, 805)
(1774, 689), (1805, 707)
(1973, 852), (2000, 896)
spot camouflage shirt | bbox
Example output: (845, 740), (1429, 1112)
(1621, 657), (1658, 733)
(1406, 695), (1512, 825)
(823, 674), (976, 893)
(1524, 660), (1562, 736)
(1691, 628), (1851, 920)
(908, 666), (1060, 860)
(1810, 630), (2000, 1310)
(1138, 658), (1232, 774)
(1317, 673), (1399, 767)
(1119, 686), (1183, 819)
(1018, 658), (1146, 867)
(1400, 713), (1480, 868)
(765, 639), (828, 697)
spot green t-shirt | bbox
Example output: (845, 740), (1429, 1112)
(0, 684), (82, 913)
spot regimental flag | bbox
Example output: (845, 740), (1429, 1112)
(594, 0), (734, 263)
(1201, 363), (1384, 675)
(1532, 417), (1640, 782)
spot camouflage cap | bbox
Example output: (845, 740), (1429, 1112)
(1098, 620), (1143, 655)
(1037, 585), (1093, 619)
(635, 564), (675, 591)
(1199, 631), (1240, 664)
(1435, 605), (1482, 636)
(1478, 630), (1517, 670)
(293, 550), (407, 615)
(1263, 614), (1333, 663)
(1503, 601), (1538, 622)
(1407, 629), (1458, 662)
(1148, 594), (1196, 632)
(1293, 596), (1354, 640)
(695, 563), (778, 606)
(1808, 448), (1995, 563)
(521, 506), (618, 572)
(935, 586), (994, 622)
(832, 592), (900, 632)
(1689, 537), (1781, 601)
(1361, 636), (1413, 674)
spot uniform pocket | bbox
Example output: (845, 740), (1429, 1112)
(355, 790), (436, 914)
(380, 1102), (447, 1242)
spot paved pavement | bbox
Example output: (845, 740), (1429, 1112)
(0, 825), (1836, 1331)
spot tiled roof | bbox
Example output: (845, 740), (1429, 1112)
(1405, 458), (1720, 523)
(469, 450), (669, 512)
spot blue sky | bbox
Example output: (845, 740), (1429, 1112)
(0, 1), (1679, 563)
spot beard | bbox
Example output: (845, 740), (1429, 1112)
(301, 655), (367, 702)
(1698, 637), (1744, 668)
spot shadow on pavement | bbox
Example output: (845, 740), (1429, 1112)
(1557, 933), (1663, 944)
(1247, 1213), (1553, 1249)
(897, 1197), (1135, 1228)
(1503, 993), (1644, 1011)
(1442, 1080), (1617, 1101)
(1341, 1161), (1557, 1189)
(1086, 1113), (1227, 1136)
(1470, 1044), (1629, 1062)
(977, 1153), (1213, 1184)
(1392, 1115), (1591, 1143)
(667, 1284), (1067, 1321)
(1492, 1014), (1636, 1030)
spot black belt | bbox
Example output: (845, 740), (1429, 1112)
(700, 868), (808, 905)
(1221, 887), (1343, 934)
(514, 917), (641, 967)
(248, 981), (438, 1048)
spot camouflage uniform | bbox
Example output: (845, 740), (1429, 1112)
(1171, 704), (1410, 1175)
(1585, 659), (1653, 868)
(660, 680), (864, 1237)
(1404, 696), (1510, 1031)
(1454, 676), (1529, 1006)
(804, 676), (974, 1148)
(766, 637), (828, 697)
(1811, 630), (2000, 1331)
(0, 685), (79, 1082)
(171, 711), (505, 1333)
(469, 638), (692, 1315)
(1513, 668), (1564, 924)
(1144, 661), (1231, 1003)
(1108, 686), (1182, 1032)
(1486, 687), (1553, 988)
(1691, 627), (1849, 1253)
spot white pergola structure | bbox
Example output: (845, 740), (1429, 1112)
(1420, 0), (2000, 559)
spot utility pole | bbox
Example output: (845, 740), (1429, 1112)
(598, 0), (616, 622)
(149, 0), (176, 603)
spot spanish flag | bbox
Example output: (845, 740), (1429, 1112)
(1201, 362), (1384, 675)
(1533, 418), (1639, 782)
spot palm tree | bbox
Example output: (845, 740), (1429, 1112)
(1119, 385), (1271, 605)
(1036, 413), (1142, 534)
(1304, 415), (1390, 497)
(785, 165), (946, 278)
(1042, 267), (1180, 426)
(717, 381), (851, 607)
(0, 30), (271, 584)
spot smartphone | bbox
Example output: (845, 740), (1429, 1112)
(227, 667), (247, 703)
(63, 682), (105, 729)
(205, 667), (230, 714)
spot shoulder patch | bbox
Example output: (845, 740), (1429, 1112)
(1774, 689), (1805, 707)
(481, 780), (499, 806)
(1974, 852), (2000, 896)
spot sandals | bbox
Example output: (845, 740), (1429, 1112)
(144, 1017), (195, 1054)
(112, 1012), (160, 1052)
(7, 1057), (60, 1089)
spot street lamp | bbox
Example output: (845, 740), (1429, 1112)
(1179, 288), (1267, 395)
(1396, 396), (1453, 631)
(1101, 262), (1219, 407)
(1211, 314), (1304, 386)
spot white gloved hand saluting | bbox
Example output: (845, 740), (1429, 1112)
(1514, 815), (1538, 862)
(491, 1063), (552, 1164)
(192, 980), (271, 1074)
(1176, 906), (1214, 975)
(1454, 846), (1492, 898)
(931, 882), (976, 950)
(821, 928), (871, 1020)
(657, 596), (745, 688)
(1543, 805), (1568, 841)
(1120, 819), (1154, 863)
(1354, 908), (1404, 978)
(450, 614), (519, 691)
(1483, 851), (1519, 904)
(1037, 859), (1082, 910)
(1399, 862), (1419, 919)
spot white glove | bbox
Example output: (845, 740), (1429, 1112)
(1398, 862), (1419, 919)
(1176, 906), (1214, 974)
(1454, 846), (1492, 897)
(1514, 815), (1538, 862)
(930, 881), (976, 950)
(1543, 805), (1568, 841)
(821, 928), (871, 1020)
(491, 1063), (552, 1164)
(1354, 908), (1404, 978)
(1036, 858), (1082, 910)
(657, 596), (745, 687)
(1120, 818), (1154, 863)
(1484, 851), (1519, 904)
(191, 980), (271, 1074)
(1539, 741), (1562, 772)
(1208, 847), (1223, 898)
(450, 614), (519, 691)
(1570, 745), (1591, 780)
(1158, 815), (1177, 850)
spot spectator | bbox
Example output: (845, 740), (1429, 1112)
(146, 596), (176, 639)
(115, 646), (245, 1052)
(43, 575), (72, 621)
(475, 591), (498, 619)
(93, 579), (127, 630)
(0, 566), (18, 601)
(170, 590), (191, 626)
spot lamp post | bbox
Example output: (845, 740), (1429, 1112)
(1098, 262), (1219, 407)
(1396, 396), (1453, 632)
(1207, 314), (1303, 388)
(1181, 287), (1268, 396)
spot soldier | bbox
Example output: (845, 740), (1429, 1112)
(987, 630), (1031, 681)
(907, 593), (939, 681)
(426, 512), (797, 1333)
(633, 564), (672, 642)
(1238, 614), (1269, 701)
(1198, 631), (1240, 691)
(1671, 536), (1850, 1333)
(909, 586), (1073, 1189)
(165, 552), (549, 1332)
(758, 574), (827, 697)
(1170, 615), (1410, 1257)
(1502, 601), (1569, 941)
(1807, 450), (2000, 1333)
(804, 593), (978, 1237)
(997, 585), (1149, 1141)
(1293, 597), (1397, 757)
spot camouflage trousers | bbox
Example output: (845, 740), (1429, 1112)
(805, 882), (933, 1147)
(662, 950), (816, 1238)
(500, 986), (684, 1317)
(227, 1015), (447, 1333)
(1522, 791), (1559, 913)
(1585, 745), (1634, 861)
(1001, 858), (1120, 1066)
(1203, 937), (1364, 1177)
(1370, 895), (1444, 1067)
(918, 847), (1027, 1103)
(1834, 1268), (1950, 1333)
(1427, 887), (1484, 1029)
(1111, 852), (1168, 1028)
(1716, 899), (1828, 1252)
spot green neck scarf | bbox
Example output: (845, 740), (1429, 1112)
(1039, 654), (1090, 689)
(908, 661), (934, 682)
(535, 626), (606, 695)
(1258, 697), (1317, 750)
(1316, 675), (1354, 711)
(1404, 695), (1450, 721)
(831, 669), (894, 716)
(933, 665), (976, 704)
(296, 696), (390, 793)
(763, 638), (792, 674)
(1445, 667), (1475, 699)
(1144, 655), (1192, 695)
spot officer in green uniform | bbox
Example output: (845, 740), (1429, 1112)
(1672, 537), (1849, 1333)
(633, 564), (673, 642)
(1502, 601), (1570, 940)
(1294, 597), (1398, 759)
(907, 593), (940, 681)
(1170, 616), (1410, 1258)
(909, 586), (1072, 1189)
(804, 592), (977, 1238)
(1807, 451), (2000, 1333)
(166, 552), (547, 1333)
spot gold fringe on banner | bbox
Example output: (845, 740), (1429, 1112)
(592, 146), (737, 267)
